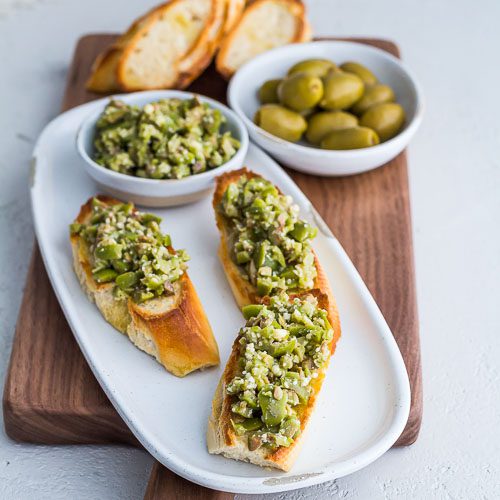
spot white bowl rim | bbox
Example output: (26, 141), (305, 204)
(76, 89), (249, 186)
(228, 40), (424, 157)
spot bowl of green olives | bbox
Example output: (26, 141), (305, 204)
(228, 41), (423, 176)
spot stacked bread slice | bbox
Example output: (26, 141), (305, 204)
(87, 0), (310, 92)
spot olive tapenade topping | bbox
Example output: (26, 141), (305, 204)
(220, 175), (318, 296)
(93, 97), (240, 179)
(227, 293), (333, 450)
(70, 198), (189, 303)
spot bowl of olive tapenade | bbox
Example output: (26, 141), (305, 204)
(228, 41), (423, 176)
(77, 90), (249, 207)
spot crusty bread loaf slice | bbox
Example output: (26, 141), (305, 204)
(117, 0), (215, 91)
(70, 196), (220, 377)
(207, 289), (341, 471)
(215, 0), (312, 79)
(175, 0), (227, 88)
(212, 168), (339, 324)
(86, 47), (123, 93)
(86, 7), (157, 92)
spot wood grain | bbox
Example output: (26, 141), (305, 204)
(144, 463), (233, 500)
(2, 34), (421, 497)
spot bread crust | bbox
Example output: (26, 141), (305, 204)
(215, 0), (312, 79)
(85, 5), (162, 93)
(176, 0), (227, 89)
(70, 196), (220, 377)
(208, 168), (341, 470)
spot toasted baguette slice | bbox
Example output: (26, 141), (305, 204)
(86, 7), (157, 92)
(207, 289), (341, 471)
(176, 0), (227, 88)
(212, 168), (339, 324)
(70, 196), (220, 377)
(86, 47), (123, 93)
(215, 0), (312, 79)
(117, 0), (216, 91)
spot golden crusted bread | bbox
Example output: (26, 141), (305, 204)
(207, 290), (341, 471)
(70, 196), (220, 377)
(215, 0), (312, 79)
(117, 0), (215, 91)
(86, 0), (224, 93)
(176, 0), (227, 88)
(212, 167), (339, 324)
(86, 5), (158, 92)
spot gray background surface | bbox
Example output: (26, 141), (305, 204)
(1, 0), (499, 498)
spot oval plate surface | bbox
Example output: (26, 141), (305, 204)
(30, 101), (410, 494)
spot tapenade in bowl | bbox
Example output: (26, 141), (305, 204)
(77, 90), (249, 207)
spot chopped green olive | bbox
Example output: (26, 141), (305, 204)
(259, 386), (288, 426)
(69, 223), (83, 235)
(95, 243), (123, 260)
(93, 268), (118, 283)
(242, 304), (265, 319)
(115, 271), (138, 290)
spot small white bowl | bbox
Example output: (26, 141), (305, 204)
(228, 41), (423, 176)
(77, 90), (249, 206)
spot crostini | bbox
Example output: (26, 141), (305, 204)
(70, 196), (220, 377)
(212, 168), (339, 324)
(207, 290), (340, 471)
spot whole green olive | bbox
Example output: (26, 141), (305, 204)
(254, 104), (307, 142)
(340, 61), (378, 86)
(258, 79), (282, 104)
(320, 126), (380, 150)
(306, 111), (358, 145)
(351, 84), (395, 115)
(278, 73), (324, 112)
(288, 58), (337, 78)
(360, 103), (405, 141)
(320, 72), (364, 110)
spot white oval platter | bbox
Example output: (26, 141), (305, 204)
(30, 100), (410, 494)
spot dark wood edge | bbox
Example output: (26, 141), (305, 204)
(144, 462), (234, 500)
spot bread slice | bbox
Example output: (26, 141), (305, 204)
(117, 0), (216, 91)
(212, 168), (338, 323)
(86, 7), (157, 92)
(86, 47), (123, 93)
(176, 0), (227, 88)
(207, 289), (341, 471)
(215, 0), (312, 79)
(70, 196), (220, 377)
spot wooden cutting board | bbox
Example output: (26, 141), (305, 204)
(3, 35), (422, 498)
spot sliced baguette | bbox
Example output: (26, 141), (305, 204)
(70, 196), (220, 377)
(117, 0), (215, 91)
(212, 167), (339, 325)
(215, 0), (312, 79)
(207, 289), (341, 471)
(176, 0), (227, 88)
(86, 6), (158, 92)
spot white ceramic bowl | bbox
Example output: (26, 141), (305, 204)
(77, 90), (249, 206)
(228, 41), (423, 176)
